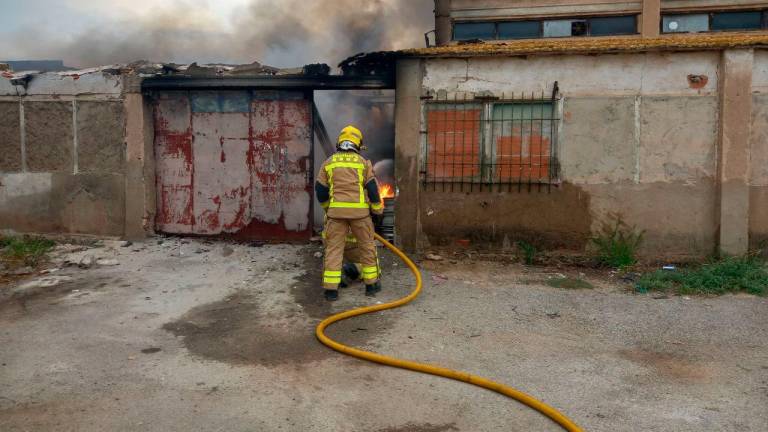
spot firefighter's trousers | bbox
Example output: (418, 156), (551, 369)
(323, 216), (379, 290)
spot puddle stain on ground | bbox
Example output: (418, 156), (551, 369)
(165, 247), (397, 367)
(163, 291), (392, 368)
(162, 291), (329, 367)
(619, 348), (714, 382)
(0, 274), (123, 322)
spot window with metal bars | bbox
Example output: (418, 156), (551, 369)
(422, 87), (560, 192)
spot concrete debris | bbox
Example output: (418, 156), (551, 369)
(313, 251), (323, 258)
(78, 255), (95, 269)
(96, 259), (119, 266)
(14, 275), (73, 295)
(221, 246), (234, 257)
(425, 253), (443, 261)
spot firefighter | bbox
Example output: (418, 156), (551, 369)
(316, 125), (383, 301)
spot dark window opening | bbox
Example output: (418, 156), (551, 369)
(711, 11), (763, 31)
(571, 20), (588, 36)
(590, 15), (637, 36)
(497, 20), (540, 39)
(453, 15), (637, 41)
(453, 22), (495, 40)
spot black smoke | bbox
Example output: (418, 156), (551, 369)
(5, 0), (433, 69)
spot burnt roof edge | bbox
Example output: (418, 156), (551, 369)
(141, 74), (394, 91)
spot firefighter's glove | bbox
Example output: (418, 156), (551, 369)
(371, 213), (384, 235)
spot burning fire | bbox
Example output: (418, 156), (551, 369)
(379, 183), (395, 200)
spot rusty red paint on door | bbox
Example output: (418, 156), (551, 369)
(154, 91), (312, 241)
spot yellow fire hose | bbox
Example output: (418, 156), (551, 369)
(316, 233), (584, 432)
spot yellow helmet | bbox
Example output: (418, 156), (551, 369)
(337, 125), (363, 151)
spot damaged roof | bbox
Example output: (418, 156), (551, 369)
(0, 60), (330, 83)
(401, 32), (768, 58)
(0, 60), (354, 94)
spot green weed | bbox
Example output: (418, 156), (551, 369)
(591, 216), (644, 269)
(517, 241), (537, 265)
(636, 256), (768, 296)
(0, 235), (56, 267)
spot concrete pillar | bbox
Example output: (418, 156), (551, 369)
(394, 59), (423, 252)
(435, 0), (452, 46)
(640, 0), (661, 37)
(717, 49), (754, 255)
(123, 78), (156, 239)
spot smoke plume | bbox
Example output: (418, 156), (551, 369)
(5, 0), (433, 68)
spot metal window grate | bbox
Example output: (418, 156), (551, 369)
(421, 83), (560, 192)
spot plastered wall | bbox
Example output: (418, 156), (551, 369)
(401, 50), (768, 258)
(749, 50), (768, 250)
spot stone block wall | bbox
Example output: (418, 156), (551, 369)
(0, 70), (129, 237)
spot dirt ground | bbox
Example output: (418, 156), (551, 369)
(0, 237), (767, 432)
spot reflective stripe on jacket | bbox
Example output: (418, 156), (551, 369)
(316, 151), (380, 219)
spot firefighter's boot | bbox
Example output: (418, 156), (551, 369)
(343, 263), (361, 282)
(324, 289), (339, 301)
(365, 281), (381, 297)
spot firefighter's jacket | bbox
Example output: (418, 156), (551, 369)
(315, 151), (383, 219)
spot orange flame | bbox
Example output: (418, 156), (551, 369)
(379, 183), (395, 200)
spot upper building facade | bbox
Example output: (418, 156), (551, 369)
(434, 0), (768, 45)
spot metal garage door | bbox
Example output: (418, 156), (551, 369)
(153, 90), (312, 241)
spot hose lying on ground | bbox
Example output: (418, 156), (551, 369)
(315, 233), (585, 432)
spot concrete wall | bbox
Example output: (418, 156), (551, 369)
(397, 49), (768, 258)
(0, 69), (134, 237)
(749, 50), (768, 251)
